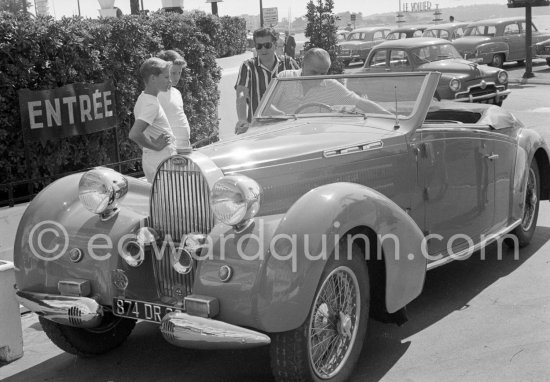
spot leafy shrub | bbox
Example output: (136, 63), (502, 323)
(0, 11), (243, 204)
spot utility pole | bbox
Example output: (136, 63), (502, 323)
(77, 0), (81, 16)
(260, 0), (263, 27)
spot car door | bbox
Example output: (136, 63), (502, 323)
(503, 22), (524, 61)
(478, 128), (517, 230)
(410, 125), (495, 258)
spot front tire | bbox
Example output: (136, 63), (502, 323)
(270, 242), (370, 382)
(509, 160), (540, 248)
(39, 312), (136, 357)
(546, 57), (550, 67)
(490, 54), (504, 68)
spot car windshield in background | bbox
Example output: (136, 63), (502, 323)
(347, 32), (366, 41)
(465, 25), (497, 37)
(412, 44), (462, 62)
(258, 74), (428, 121)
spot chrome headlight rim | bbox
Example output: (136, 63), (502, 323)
(497, 69), (508, 84)
(449, 77), (461, 92)
(78, 167), (128, 218)
(210, 175), (262, 231)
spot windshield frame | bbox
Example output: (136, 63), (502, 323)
(254, 72), (437, 132)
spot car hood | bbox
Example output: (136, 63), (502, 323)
(417, 59), (495, 78)
(199, 119), (397, 172)
(453, 36), (492, 51)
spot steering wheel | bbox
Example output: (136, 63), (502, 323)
(294, 102), (332, 114)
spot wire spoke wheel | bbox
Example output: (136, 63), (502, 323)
(308, 266), (360, 379)
(521, 166), (538, 232)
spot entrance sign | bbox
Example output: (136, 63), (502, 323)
(19, 82), (116, 143)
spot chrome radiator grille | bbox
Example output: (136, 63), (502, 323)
(150, 156), (215, 300)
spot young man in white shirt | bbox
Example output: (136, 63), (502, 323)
(129, 57), (176, 182)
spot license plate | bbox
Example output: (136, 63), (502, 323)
(113, 298), (183, 323)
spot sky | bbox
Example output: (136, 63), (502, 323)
(37, 0), (507, 19)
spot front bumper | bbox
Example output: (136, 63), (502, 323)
(160, 311), (271, 349)
(454, 88), (511, 103)
(16, 290), (103, 328)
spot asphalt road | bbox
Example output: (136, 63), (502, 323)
(1, 59), (550, 381)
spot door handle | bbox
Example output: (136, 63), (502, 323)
(484, 153), (499, 161)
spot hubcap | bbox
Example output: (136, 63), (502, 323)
(308, 266), (360, 379)
(521, 167), (538, 231)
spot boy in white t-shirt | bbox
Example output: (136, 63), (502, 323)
(157, 50), (191, 151)
(129, 57), (176, 182)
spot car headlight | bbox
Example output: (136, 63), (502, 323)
(449, 78), (461, 92)
(497, 70), (508, 84)
(210, 175), (262, 231)
(78, 167), (128, 219)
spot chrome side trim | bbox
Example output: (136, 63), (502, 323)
(160, 312), (271, 349)
(324, 140), (383, 158)
(426, 219), (521, 271)
(16, 290), (103, 328)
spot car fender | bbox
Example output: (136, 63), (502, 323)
(515, 128), (550, 215)
(13, 173), (150, 305)
(476, 42), (508, 61)
(258, 182), (426, 331)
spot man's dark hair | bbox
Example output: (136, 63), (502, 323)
(253, 27), (278, 43)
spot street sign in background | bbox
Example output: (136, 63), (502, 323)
(263, 7), (278, 26)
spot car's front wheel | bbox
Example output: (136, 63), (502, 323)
(546, 57), (550, 67)
(509, 160), (540, 248)
(490, 54), (505, 68)
(270, 242), (369, 382)
(39, 311), (136, 357)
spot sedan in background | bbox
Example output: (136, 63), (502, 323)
(337, 26), (391, 66)
(422, 22), (470, 41)
(386, 25), (428, 40)
(535, 38), (550, 66)
(363, 38), (510, 105)
(453, 17), (550, 67)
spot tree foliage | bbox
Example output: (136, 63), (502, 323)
(0, 0), (31, 14)
(303, 0), (343, 74)
(0, 11), (245, 204)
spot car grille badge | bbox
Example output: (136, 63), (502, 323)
(480, 80), (487, 89)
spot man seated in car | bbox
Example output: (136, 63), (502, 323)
(272, 48), (389, 115)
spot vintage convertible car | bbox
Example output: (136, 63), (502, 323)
(363, 38), (511, 105)
(453, 17), (550, 67)
(337, 26), (391, 66)
(14, 72), (549, 382)
(535, 38), (550, 66)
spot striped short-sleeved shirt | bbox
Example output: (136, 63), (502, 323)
(235, 55), (299, 122)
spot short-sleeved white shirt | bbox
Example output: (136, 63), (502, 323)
(133, 92), (176, 155)
(158, 87), (191, 149)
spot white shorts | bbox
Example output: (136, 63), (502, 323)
(142, 146), (176, 183)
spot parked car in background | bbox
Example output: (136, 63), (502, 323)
(363, 38), (511, 105)
(15, 71), (548, 382)
(386, 25), (428, 40)
(535, 38), (550, 66)
(336, 29), (350, 42)
(422, 22), (469, 41)
(337, 26), (391, 66)
(453, 17), (550, 67)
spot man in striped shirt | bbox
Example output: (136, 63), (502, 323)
(235, 27), (299, 134)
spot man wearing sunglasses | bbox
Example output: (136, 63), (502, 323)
(235, 27), (299, 134)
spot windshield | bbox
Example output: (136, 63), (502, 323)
(411, 44), (462, 62)
(347, 32), (366, 41)
(257, 73), (429, 121)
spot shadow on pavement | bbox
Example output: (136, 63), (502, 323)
(351, 226), (549, 381)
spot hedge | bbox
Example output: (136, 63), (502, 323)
(0, 11), (245, 205)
